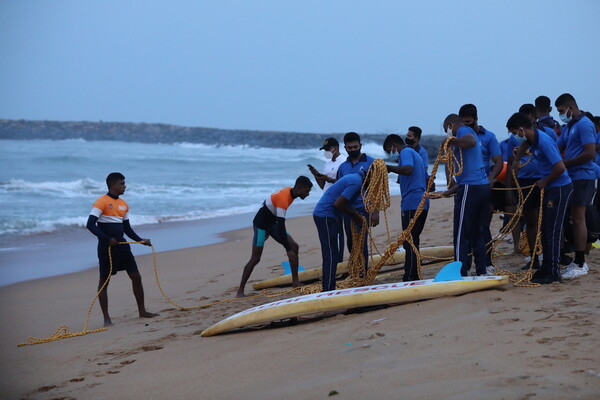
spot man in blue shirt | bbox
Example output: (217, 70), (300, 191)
(336, 132), (379, 273)
(405, 126), (429, 174)
(459, 104), (503, 270)
(429, 114), (491, 277)
(383, 134), (429, 281)
(507, 112), (573, 284)
(314, 173), (365, 291)
(535, 95), (562, 138)
(555, 93), (597, 277)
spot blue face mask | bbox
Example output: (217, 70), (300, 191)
(513, 133), (526, 143)
(559, 107), (572, 124)
(387, 151), (400, 162)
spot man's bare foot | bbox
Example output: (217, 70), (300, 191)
(139, 311), (159, 318)
(104, 319), (113, 327)
(235, 292), (247, 298)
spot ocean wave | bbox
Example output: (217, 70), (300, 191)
(0, 178), (105, 197)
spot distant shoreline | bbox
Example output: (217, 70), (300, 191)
(0, 119), (445, 157)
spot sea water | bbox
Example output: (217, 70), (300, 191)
(0, 138), (446, 285)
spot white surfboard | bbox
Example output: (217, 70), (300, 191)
(252, 245), (454, 290)
(202, 261), (508, 337)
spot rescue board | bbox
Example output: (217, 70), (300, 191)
(202, 261), (508, 337)
(252, 245), (454, 290)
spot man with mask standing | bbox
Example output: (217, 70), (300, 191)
(459, 104), (502, 271)
(309, 137), (344, 192)
(405, 126), (429, 174)
(429, 114), (490, 277)
(337, 132), (378, 273)
(383, 134), (429, 281)
(555, 93), (597, 278)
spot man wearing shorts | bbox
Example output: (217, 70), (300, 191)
(507, 112), (573, 284)
(236, 176), (313, 297)
(555, 93), (598, 278)
(86, 172), (158, 326)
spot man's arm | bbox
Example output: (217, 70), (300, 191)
(536, 161), (566, 188)
(123, 219), (151, 245)
(334, 196), (362, 225)
(275, 217), (291, 251)
(386, 164), (414, 176)
(449, 133), (476, 149)
(489, 155), (503, 184)
(86, 215), (118, 246)
(563, 143), (595, 168)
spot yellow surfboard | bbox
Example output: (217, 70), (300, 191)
(202, 262), (508, 337)
(252, 245), (454, 290)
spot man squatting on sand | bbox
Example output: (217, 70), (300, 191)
(236, 176), (313, 297)
(87, 172), (158, 326)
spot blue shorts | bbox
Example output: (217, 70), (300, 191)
(252, 224), (290, 249)
(571, 179), (595, 207)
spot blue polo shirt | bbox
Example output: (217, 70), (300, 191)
(397, 147), (429, 211)
(531, 130), (571, 189)
(336, 153), (375, 209)
(477, 127), (502, 176)
(313, 174), (363, 218)
(541, 126), (558, 142)
(453, 126), (488, 185)
(508, 134), (540, 179)
(415, 145), (429, 173)
(500, 138), (510, 162)
(595, 131), (600, 166)
(557, 114), (597, 180)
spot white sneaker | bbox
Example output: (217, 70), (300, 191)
(485, 266), (496, 276)
(561, 262), (589, 279)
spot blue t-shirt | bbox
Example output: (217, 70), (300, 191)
(500, 138), (510, 162)
(508, 134), (540, 179)
(476, 127), (502, 176)
(556, 114), (597, 180)
(336, 153), (375, 209)
(397, 147), (429, 211)
(453, 126), (488, 185)
(541, 126), (558, 142)
(313, 173), (363, 218)
(416, 145), (429, 173)
(595, 131), (600, 167)
(530, 130), (571, 189)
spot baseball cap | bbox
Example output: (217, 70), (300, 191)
(319, 137), (339, 150)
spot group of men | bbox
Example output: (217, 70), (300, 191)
(234, 92), (600, 296)
(86, 93), (600, 323)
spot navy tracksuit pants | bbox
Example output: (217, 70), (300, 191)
(314, 215), (344, 292)
(454, 184), (491, 276)
(401, 209), (428, 281)
(541, 183), (573, 276)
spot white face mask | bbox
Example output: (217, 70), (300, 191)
(446, 125), (454, 137)
(324, 151), (333, 160)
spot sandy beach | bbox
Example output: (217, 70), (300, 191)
(1, 196), (599, 400)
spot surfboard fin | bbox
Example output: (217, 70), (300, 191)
(281, 261), (305, 275)
(432, 261), (464, 282)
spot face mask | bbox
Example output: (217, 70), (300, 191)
(324, 151), (333, 160)
(559, 107), (572, 124)
(388, 151), (400, 162)
(405, 138), (415, 146)
(513, 133), (526, 143)
(446, 125), (453, 137)
(348, 149), (361, 159)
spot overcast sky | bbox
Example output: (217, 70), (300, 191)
(1, 0), (599, 136)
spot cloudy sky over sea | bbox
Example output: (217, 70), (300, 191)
(1, 0), (599, 135)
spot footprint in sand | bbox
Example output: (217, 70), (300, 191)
(35, 385), (57, 392)
(70, 377), (85, 383)
(139, 345), (163, 352)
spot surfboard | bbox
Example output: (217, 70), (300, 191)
(252, 245), (454, 290)
(202, 261), (509, 337)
